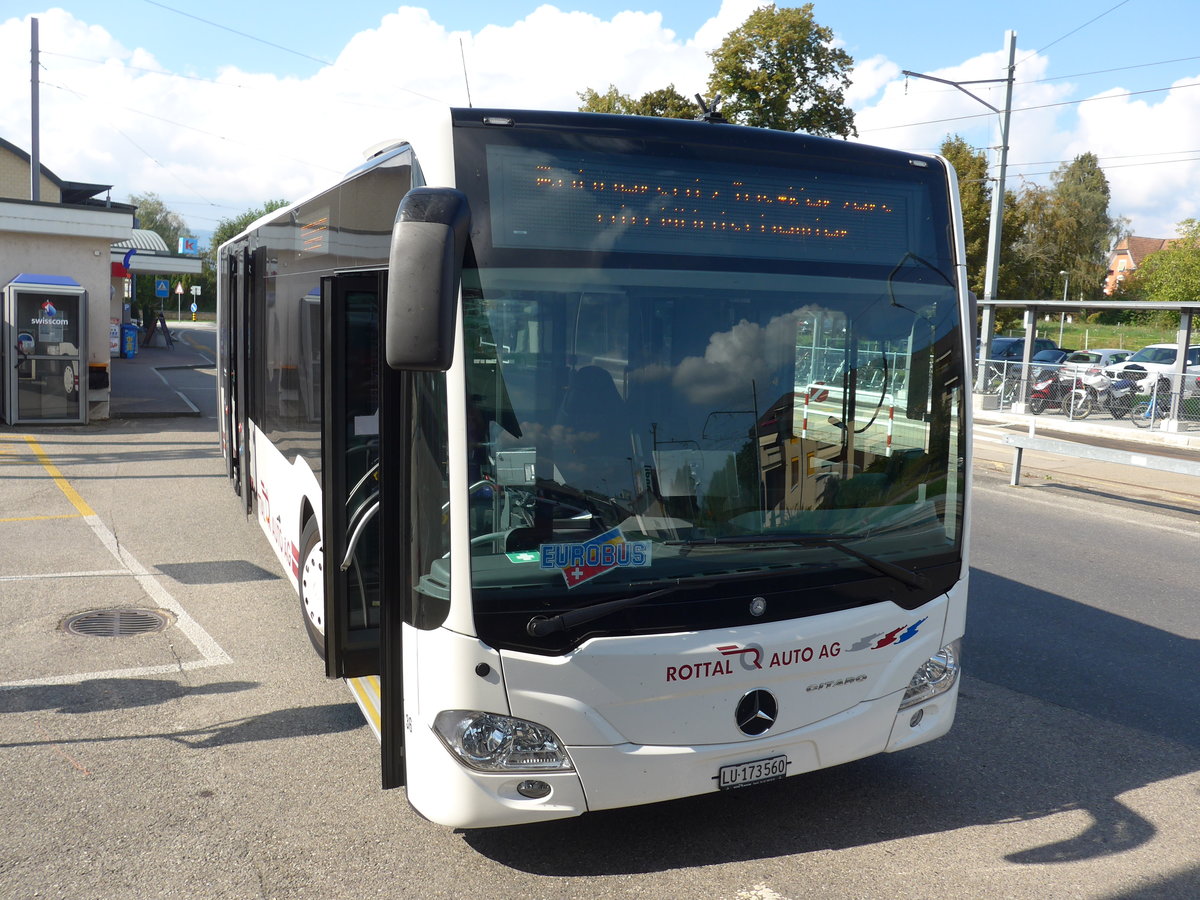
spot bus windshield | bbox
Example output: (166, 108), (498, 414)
(451, 115), (965, 652)
(461, 265), (964, 648)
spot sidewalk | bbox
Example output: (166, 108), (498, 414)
(974, 403), (1200, 450)
(107, 325), (214, 419)
(974, 412), (1200, 511)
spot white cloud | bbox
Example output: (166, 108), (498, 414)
(2, 7), (1197, 242)
(844, 54), (899, 106)
(1069, 76), (1200, 238)
(1, 5), (718, 230)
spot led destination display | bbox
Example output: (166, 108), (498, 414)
(487, 144), (932, 264)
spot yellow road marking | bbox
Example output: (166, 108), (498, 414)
(20, 436), (96, 517)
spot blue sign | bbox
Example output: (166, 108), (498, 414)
(155, 278), (169, 298)
(178, 237), (199, 255)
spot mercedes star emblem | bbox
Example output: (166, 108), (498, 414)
(735, 688), (778, 736)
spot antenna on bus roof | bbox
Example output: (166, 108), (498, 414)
(694, 93), (726, 124)
(459, 38), (473, 108)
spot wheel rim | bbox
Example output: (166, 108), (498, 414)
(63, 364), (76, 397)
(300, 538), (325, 636)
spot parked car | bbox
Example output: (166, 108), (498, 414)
(1028, 348), (1073, 380)
(1102, 344), (1200, 396)
(1061, 348), (1132, 377)
(984, 336), (1059, 363)
(976, 336), (1060, 392)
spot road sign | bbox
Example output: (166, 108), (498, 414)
(175, 283), (184, 295)
(190, 302), (198, 313)
(190, 285), (201, 296)
(155, 278), (169, 298)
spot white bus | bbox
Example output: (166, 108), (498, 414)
(217, 107), (971, 828)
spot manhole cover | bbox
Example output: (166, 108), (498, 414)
(62, 608), (172, 637)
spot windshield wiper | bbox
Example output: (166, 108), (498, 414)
(526, 580), (711, 637)
(667, 534), (930, 591)
(525, 535), (930, 637)
(525, 562), (821, 637)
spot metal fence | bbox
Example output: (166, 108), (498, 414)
(976, 357), (1200, 430)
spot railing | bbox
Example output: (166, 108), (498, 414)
(1002, 433), (1200, 485)
(974, 358), (1200, 430)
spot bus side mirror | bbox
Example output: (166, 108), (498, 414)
(385, 187), (471, 372)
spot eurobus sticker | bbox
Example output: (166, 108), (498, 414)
(539, 526), (652, 588)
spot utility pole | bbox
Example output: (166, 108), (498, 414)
(30, 17), (40, 201)
(904, 30), (1017, 392)
(982, 32), (1017, 308)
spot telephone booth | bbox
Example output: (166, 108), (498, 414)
(3, 274), (87, 424)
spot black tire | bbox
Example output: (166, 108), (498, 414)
(1001, 378), (1020, 405)
(1131, 401), (1153, 429)
(1029, 397), (1047, 415)
(1066, 388), (1091, 419)
(298, 516), (326, 658)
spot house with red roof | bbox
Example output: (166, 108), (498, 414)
(1104, 235), (1173, 295)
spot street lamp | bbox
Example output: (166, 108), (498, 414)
(1059, 270), (1068, 345)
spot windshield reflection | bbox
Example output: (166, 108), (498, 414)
(463, 267), (963, 597)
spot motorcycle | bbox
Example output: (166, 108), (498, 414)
(1028, 370), (1091, 418)
(1079, 370), (1137, 419)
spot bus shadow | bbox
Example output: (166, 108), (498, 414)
(463, 569), (1199, 874)
(0, 678), (259, 714)
(0, 694), (363, 751)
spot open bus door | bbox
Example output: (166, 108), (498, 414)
(220, 243), (257, 515)
(320, 270), (406, 788)
(218, 246), (241, 493)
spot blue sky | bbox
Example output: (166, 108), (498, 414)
(4, 1), (1199, 241)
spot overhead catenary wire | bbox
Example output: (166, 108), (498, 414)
(1014, 0), (1134, 69)
(141, 0), (335, 68)
(862, 78), (1200, 133)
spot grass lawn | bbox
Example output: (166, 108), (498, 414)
(993, 320), (1181, 352)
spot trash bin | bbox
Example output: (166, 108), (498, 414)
(121, 323), (138, 359)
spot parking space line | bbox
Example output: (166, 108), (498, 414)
(83, 512), (233, 666)
(0, 570), (129, 582)
(0, 435), (233, 690)
(23, 435), (95, 517)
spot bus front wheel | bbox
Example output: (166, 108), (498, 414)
(299, 517), (326, 658)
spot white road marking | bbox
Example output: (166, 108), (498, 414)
(0, 438), (233, 689)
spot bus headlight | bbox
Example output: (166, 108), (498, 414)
(433, 710), (574, 772)
(898, 641), (961, 710)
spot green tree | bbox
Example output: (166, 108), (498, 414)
(208, 199), (290, 252)
(633, 85), (697, 119)
(1007, 154), (1119, 302)
(940, 136), (990, 296)
(939, 134), (1025, 331)
(1126, 218), (1200, 309)
(578, 83), (696, 119)
(1053, 153), (1121, 302)
(578, 84), (633, 114)
(707, 4), (856, 136)
(193, 199), (290, 312)
(128, 191), (188, 251)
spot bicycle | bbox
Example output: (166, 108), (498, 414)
(1131, 377), (1172, 429)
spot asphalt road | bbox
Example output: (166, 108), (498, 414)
(0, 366), (1197, 900)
